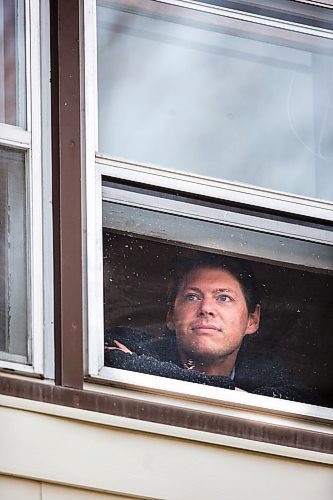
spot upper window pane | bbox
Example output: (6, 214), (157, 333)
(97, 0), (333, 202)
(0, 0), (26, 128)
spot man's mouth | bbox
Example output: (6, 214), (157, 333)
(191, 324), (220, 333)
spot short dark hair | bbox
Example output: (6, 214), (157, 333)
(167, 253), (260, 313)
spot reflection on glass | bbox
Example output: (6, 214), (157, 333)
(103, 231), (333, 407)
(0, 0), (26, 127)
(97, 1), (333, 201)
(0, 147), (27, 361)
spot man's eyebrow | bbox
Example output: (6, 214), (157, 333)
(183, 286), (237, 294)
(183, 286), (202, 293)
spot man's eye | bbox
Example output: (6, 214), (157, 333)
(184, 294), (199, 301)
(217, 294), (232, 302)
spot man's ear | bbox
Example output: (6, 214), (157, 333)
(245, 304), (260, 335)
(166, 308), (175, 331)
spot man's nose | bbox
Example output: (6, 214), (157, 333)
(198, 297), (216, 316)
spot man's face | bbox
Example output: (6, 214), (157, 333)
(167, 267), (260, 364)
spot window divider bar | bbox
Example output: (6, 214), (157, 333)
(50, 0), (83, 389)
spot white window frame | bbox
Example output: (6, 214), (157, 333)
(89, 166), (333, 416)
(0, 0), (53, 377)
(84, 0), (333, 424)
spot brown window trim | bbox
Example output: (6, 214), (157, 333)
(0, 375), (332, 455)
(50, 0), (83, 389)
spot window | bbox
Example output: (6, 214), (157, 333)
(84, 0), (333, 413)
(99, 182), (333, 408)
(97, 0), (333, 204)
(0, 0), (50, 374)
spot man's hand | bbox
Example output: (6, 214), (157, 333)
(105, 340), (132, 354)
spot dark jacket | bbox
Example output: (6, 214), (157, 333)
(105, 327), (321, 405)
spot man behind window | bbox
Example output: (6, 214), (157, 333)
(105, 254), (320, 405)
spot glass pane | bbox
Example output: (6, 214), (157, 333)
(102, 186), (333, 407)
(103, 229), (333, 408)
(103, 200), (333, 272)
(0, 147), (27, 361)
(0, 0), (26, 127)
(97, 0), (333, 202)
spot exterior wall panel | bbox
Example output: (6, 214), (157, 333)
(0, 475), (138, 500)
(1, 396), (332, 500)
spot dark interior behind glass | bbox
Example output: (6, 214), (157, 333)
(103, 230), (333, 406)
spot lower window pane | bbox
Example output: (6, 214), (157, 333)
(0, 147), (27, 362)
(103, 230), (333, 408)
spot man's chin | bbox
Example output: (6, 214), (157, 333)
(182, 344), (231, 363)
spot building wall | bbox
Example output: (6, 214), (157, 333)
(1, 395), (332, 500)
(1, 2), (332, 499)
(0, 476), (133, 500)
